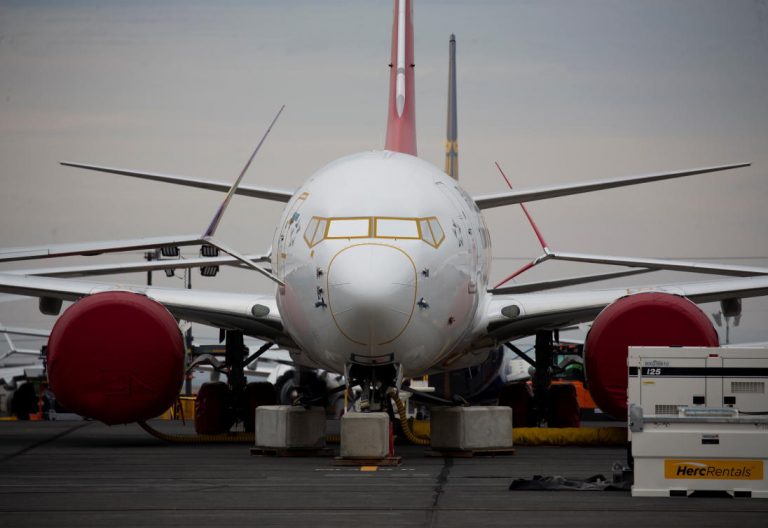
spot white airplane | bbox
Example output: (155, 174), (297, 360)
(0, 0), (767, 427)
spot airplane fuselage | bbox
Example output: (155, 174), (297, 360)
(273, 151), (492, 377)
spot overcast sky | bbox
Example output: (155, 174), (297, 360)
(1, 0), (766, 347)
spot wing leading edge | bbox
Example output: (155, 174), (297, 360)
(60, 162), (295, 203)
(0, 234), (206, 264)
(0, 273), (293, 347)
(2, 253), (270, 278)
(472, 163), (750, 210)
(478, 275), (768, 346)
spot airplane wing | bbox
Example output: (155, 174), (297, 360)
(0, 273), (293, 347)
(478, 275), (768, 346)
(0, 325), (50, 338)
(0, 234), (206, 264)
(493, 245), (768, 290)
(4, 253), (269, 278)
(471, 162), (749, 210)
(60, 162), (295, 203)
(1, 332), (40, 361)
(542, 250), (768, 277)
(487, 268), (652, 295)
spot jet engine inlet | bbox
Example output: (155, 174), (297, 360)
(47, 291), (185, 424)
(584, 292), (718, 419)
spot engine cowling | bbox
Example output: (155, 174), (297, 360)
(48, 291), (185, 425)
(584, 292), (718, 420)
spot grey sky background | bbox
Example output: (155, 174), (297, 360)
(1, 0), (766, 349)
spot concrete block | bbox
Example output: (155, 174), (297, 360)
(430, 406), (513, 451)
(340, 412), (390, 458)
(255, 405), (326, 449)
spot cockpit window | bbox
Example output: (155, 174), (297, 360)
(326, 218), (371, 239)
(426, 217), (445, 247)
(303, 217), (325, 247)
(419, 219), (432, 244)
(375, 218), (420, 239)
(305, 216), (445, 248)
(315, 219), (327, 242)
(417, 217), (445, 248)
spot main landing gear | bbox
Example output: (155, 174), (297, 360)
(194, 330), (277, 434)
(502, 330), (580, 427)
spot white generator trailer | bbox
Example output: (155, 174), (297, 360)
(628, 347), (768, 498)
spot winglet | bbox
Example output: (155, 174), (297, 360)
(200, 105), (287, 287)
(384, 0), (417, 155)
(0, 328), (40, 361)
(493, 162), (554, 289)
(201, 237), (285, 287)
(0, 333), (13, 362)
(495, 162), (549, 251)
(204, 105), (284, 238)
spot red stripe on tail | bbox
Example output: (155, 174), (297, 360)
(384, 0), (417, 156)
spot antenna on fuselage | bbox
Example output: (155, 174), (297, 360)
(444, 34), (458, 180)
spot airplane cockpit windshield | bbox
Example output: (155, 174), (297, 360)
(304, 216), (445, 248)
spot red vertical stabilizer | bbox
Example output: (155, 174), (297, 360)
(385, 0), (417, 156)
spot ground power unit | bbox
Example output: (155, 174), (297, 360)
(628, 347), (768, 498)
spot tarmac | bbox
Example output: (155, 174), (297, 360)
(1, 420), (767, 528)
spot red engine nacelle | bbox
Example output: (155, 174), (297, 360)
(584, 292), (718, 419)
(48, 291), (185, 425)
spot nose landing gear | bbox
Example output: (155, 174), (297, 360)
(345, 363), (400, 416)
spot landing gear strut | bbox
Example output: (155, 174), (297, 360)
(193, 330), (279, 434)
(533, 330), (554, 425)
(225, 330), (248, 422)
(345, 363), (399, 417)
(506, 330), (577, 427)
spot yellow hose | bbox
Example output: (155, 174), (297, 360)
(513, 426), (627, 446)
(387, 388), (430, 446)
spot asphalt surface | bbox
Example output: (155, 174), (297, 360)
(1, 420), (767, 527)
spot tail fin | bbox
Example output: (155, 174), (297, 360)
(384, 0), (417, 155)
(444, 34), (458, 179)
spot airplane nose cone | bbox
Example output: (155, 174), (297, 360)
(327, 244), (417, 347)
